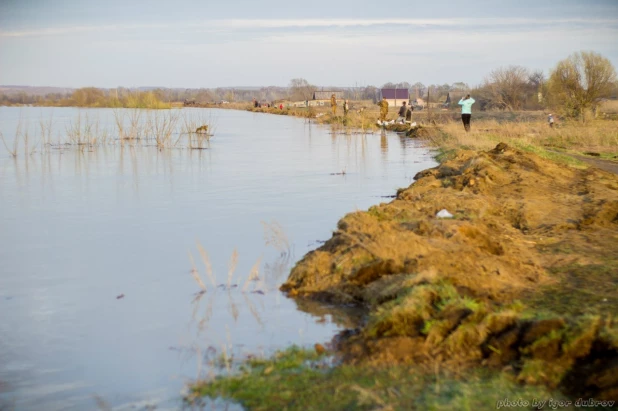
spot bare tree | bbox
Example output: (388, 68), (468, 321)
(451, 82), (469, 91)
(289, 78), (315, 101)
(548, 51), (617, 121)
(528, 70), (545, 89)
(484, 66), (530, 111)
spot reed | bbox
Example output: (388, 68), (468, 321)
(261, 220), (290, 253)
(17, 119), (39, 155)
(112, 109), (127, 142)
(128, 109), (144, 141)
(196, 240), (216, 287)
(242, 257), (262, 292)
(188, 250), (207, 292)
(39, 113), (53, 146)
(0, 131), (17, 157)
(113, 108), (146, 143)
(226, 248), (239, 289)
(148, 109), (180, 148)
(181, 111), (217, 149)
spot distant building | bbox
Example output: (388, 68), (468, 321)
(312, 91), (344, 101)
(380, 88), (410, 107)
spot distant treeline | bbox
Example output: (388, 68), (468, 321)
(2, 51), (617, 118)
(0, 87), (170, 109)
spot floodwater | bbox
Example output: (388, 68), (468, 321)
(0, 107), (437, 410)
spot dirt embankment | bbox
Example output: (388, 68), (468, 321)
(281, 143), (618, 399)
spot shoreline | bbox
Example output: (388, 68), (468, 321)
(189, 138), (618, 408)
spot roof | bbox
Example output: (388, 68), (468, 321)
(313, 91), (344, 100)
(381, 89), (409, 99)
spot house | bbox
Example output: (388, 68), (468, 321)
(380, 88), (410, 107)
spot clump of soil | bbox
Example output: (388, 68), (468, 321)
(281, 143), (618, 399)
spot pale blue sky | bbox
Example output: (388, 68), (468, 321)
(1, 0), (617, 88)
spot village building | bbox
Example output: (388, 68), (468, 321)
(380, 88), (410, 107)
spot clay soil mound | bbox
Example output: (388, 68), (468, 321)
(282, 143), (618, 399)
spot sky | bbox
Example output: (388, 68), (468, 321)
(0, 0), (617, 89)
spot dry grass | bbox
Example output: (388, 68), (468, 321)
(39, 113), (54, 146)
(599, 99), (618, 114)
(261, 220), (290, 253)
(181, 111), (217, 150)
(0, 131), (17, 157)
(1, 116), (41, 156)
(65, 112), (109, 147)
(189, 250), (207, 292)
(196, 240), (216, 287)
(226, 248), (239, 289)
(147, 110), (181, 148)
(242, 257), (263, 292)
(430, 119), (618, 158)
(113, 109), (142, 142)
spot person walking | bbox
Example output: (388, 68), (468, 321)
(458, 94), (475, 132)
(331, 94), (337, 116)
(548, 113), (555, 128)
(397, 101), (407, 123)
(378, 97), (389, 122)
(343, 100), (349, 116)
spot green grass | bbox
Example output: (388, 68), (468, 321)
(524, 262), (618, 317)
(188, 346), (565, 411)
(510, 142), (587, 168)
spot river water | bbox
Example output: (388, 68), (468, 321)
(0, 107), (437, 410)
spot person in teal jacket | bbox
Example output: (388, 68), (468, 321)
(458, 94), (475, 132)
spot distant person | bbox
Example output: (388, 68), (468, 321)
(405, 106), (412, 122)
(331, 94), (337, 115)
(279, 103), (283, 110)
(458, 94), (475, 132)
(548, 113), (555, 128)
(343, 100), (349, 116)
(253, 99), (259, 108)
(378, 97), (389, 122)
(397, 101), (407, 123)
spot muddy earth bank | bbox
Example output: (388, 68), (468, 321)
(282, 143), (618, 400)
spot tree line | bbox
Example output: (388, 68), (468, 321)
(2, 51), (616, 120)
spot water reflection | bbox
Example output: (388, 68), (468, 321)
(380, 130), (388, 163)
(0, 107), (437, 410)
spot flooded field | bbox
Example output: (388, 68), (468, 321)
(0, 107), (437, 410)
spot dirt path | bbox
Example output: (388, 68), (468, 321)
(573, 154), (618, 175)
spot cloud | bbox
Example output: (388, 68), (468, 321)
(0, 23), (169, 37)
(2, 17), (616, 37)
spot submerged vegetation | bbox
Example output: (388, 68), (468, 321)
(0, 108), (217, 156)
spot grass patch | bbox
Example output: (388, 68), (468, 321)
(188, 347), (564, 411)
(512, 142), (587, 168)
(524, 263), (618, 317)
(427, 118), (618, 168)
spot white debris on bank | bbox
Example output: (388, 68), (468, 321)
(436, 209), (454, 219)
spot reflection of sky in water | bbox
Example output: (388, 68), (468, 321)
(0, 107), (437, 410)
